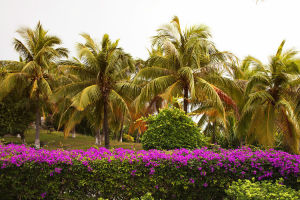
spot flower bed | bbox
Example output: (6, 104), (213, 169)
(0, 144), (299, 199)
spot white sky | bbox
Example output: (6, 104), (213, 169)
(1, 0), (300, 63)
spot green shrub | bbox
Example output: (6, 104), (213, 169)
(0, 94), (35, 137)
(141, 107), (209, 150)
(225, 178), (300, 200)
(131, 192), (154, 200)
(99, 192), (154, 200)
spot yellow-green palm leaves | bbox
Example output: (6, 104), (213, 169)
(135, 16), (235, 121)
(55, 33), (134, 148)
(0, 22), (68, 148)
(237, 40), (300, 153)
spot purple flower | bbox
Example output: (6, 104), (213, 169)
(203, 182), (208, 187)
(54, 167), (62, 173)
(41, 192), (46, 198)
(131, 170), (137, 176)
(149, 167), (155, 175)
(189, 178), (195, 184)
(0, 144), (299, 185)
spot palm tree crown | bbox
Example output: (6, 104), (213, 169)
(134, 16), (236, 123)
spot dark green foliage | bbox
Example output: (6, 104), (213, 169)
(0, 160), (228, 200)
(0, 94), (35, 137)
(99, 192), (154, 200)
(44, 114), (94, 136)
(225, 178), (300, 200)
(73, 117), (94, 136)
(141, 107), (209, 150)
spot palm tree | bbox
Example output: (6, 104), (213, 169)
(236, 40), (300, 153)
(134, 16), (237, 125)
(54, 33), (134, 148)
(0, 22), (68, 148)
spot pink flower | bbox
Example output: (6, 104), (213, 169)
(189, 178), (195, 184)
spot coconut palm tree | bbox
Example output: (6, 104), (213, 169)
(236, 40), (300, 153)
(134, 16), (237, 128)
(54, 33), (134, 148)
(0, 22), (68, 148)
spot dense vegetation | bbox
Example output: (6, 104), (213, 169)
(0, 16), (299, 153)
(0, 93), (35, 141)
(0, 144), (299, 199)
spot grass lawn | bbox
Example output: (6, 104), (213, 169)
(2, 129), (143, 150)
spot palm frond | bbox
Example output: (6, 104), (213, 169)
(71, 84), (101, 111)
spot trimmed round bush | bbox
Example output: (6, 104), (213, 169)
(141, 107), (209, 150)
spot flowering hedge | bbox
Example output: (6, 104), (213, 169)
(0, 144), (299, 199)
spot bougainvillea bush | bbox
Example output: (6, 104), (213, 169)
(0, 144), (299, 199)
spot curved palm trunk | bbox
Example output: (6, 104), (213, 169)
(35, 105), (41, 149)
(103, 98), (110, 149)
(183, 86), (189, 113)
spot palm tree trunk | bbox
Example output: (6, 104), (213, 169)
(103, 98), (110, 149)
(119, 115), (124, 143)
(100, 132), (104, 144)
(20, 132), (25, 144)
(35, 106), (41, 149)
(136, 131), (140, 143)
(212, 123), (216, 144)
(183, 86), (189, 113)
(95, 128), (101, 146)
(71, 128), (76, 138)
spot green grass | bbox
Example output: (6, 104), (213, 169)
(2, 129), (143, 150)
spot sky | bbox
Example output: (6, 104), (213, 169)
(1, 0), (300, 63)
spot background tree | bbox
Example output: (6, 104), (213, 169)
(54, 33), (134, 148)
(236, 40), (300, 153)
(0, 23), (68, 148)
(134, 16), (237, 128)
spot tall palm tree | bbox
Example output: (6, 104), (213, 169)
(0, 22), (68, 148)
(54, 33), (134, 148)
(236, 40), (300, 153)
(134, 16), (237, 124)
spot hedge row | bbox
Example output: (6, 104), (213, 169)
(0, 144), (299, 199)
